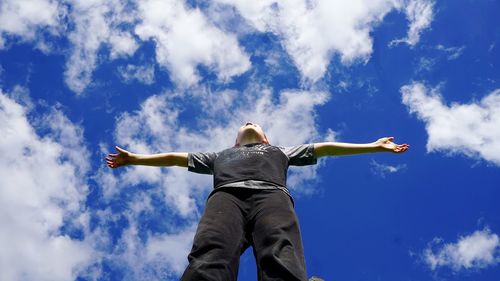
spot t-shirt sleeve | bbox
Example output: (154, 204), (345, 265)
(279, 143), (318, 166)
(187, 152), (217, 174)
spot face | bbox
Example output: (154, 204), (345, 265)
(235, 122), (269, 145)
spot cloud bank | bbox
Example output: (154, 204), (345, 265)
(0, 87), (93, 281)
(216, 0), (434, 81)
(1, 0), (434, 93)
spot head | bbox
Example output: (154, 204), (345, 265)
(234, 122), (270, 147)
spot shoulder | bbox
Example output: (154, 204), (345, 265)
(276, 143), (313, 151)
(261, 144), (284, 152)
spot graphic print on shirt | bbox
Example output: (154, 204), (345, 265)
(213, 144), (289, 188)
(187, 143), (317, 188)
(223, 144), (272, 162)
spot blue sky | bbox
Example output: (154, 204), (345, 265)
(0, 0), (499, 281)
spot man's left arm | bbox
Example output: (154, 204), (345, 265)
(313, 137), (410, 158)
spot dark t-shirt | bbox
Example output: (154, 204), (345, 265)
(187, 142), (317, 199)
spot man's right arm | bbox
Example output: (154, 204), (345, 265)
(106, 146), (188, 168)
(129, 152), (188, 167)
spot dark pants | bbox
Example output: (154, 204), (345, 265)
(180, 187), (308, 281)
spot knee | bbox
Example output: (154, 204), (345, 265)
(182, 257), (238, 281)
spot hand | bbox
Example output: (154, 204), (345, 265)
(106, 146), (133, 168)
(374, 137), (410, 153)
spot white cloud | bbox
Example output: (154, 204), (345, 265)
(390, 0), (434, 47)
(2, 0), (434, 92)
(145, 227), (197, 276)
(436, 44), (465, 60)
(83, 194), (197, 281)
(65, 0), (251, 93)
(415, 57), (437, 74)
(423, 228), (500, 271)
(401, 82), (500, 166)
(1, 0), (141, 92)
(0, 0), (61, 48)
(370, 160), (407, 178)
(134, 0), (251, 87)
(64, 0), (139, 94)
(0, 88), (93, 281)
(214, 0), (434, 82)
(118, 64), (156, 85)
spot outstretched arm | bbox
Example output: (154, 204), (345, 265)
(313, 137), (409, 158)
(105, 146), (188, 168)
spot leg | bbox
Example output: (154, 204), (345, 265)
(181, 190), (250, 281)
(250, 190), (308, 281)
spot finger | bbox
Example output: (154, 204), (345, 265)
(115, 146), (126, 153)
(388, 136), (394, 142)
(394, 145), (405, 152)
(395, 146), (408, 153)
(108, 153), (118, 157)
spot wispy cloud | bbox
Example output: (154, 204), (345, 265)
(370, 160), (407, 178)
(64, 0), (138, 94)
(401, 82), (500, 166)
(423, 228), (500, 271)
(117, 64), (156, 85)
(436, 44), (466, 60)
(415, 57), (437, 74)
(390, 0), (434, 47)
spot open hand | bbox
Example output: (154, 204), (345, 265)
(374, 137), (410, 153)
(106, 146), (133, 168)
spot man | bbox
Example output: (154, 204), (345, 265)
(106, 122), (409, 281)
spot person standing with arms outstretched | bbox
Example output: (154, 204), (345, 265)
(106, 122), (409, 281)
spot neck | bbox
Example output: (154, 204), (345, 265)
(239, 135), (264, 146)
